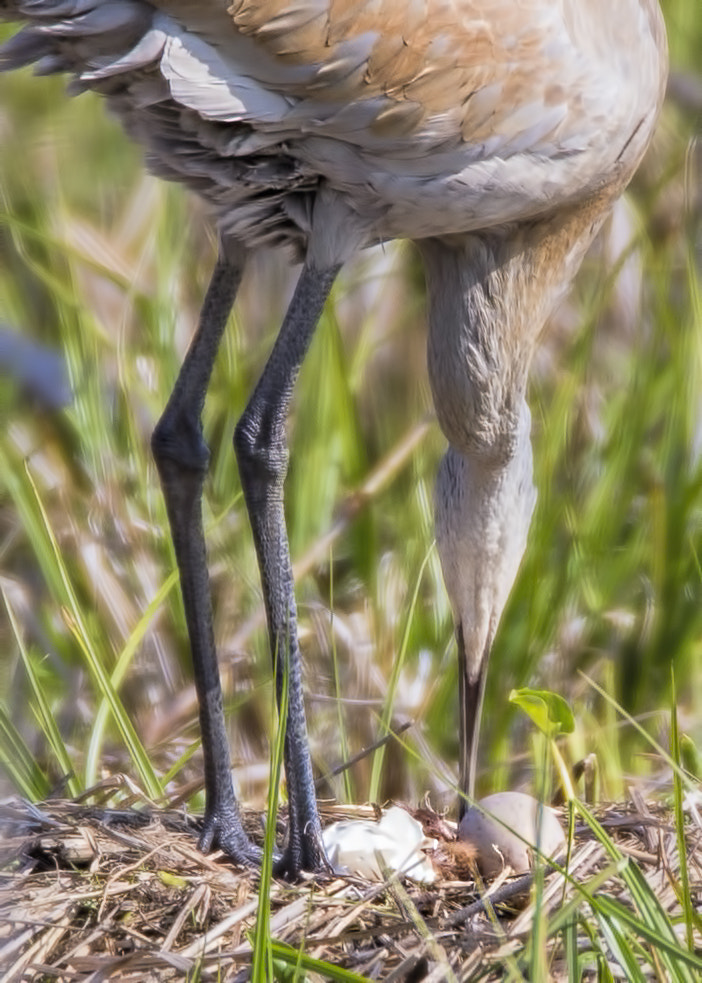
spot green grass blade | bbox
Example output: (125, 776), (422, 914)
(581, 672), (692, 787)
(670, 669), (697, 951)
(368, 543), (433, 802)
(160, 736), (203, 789)
(22, 461), (162, 799)
(269, 940), (373, 982)
(0, 702), (50, 800)
(85, 569), (178, 789)
(592, 907), (648, 983)
(594, 893), (702, 978)
(527, 865), (548, 983)
(577, 799), (702, 980)
(2, 586), (79, 797)
(251, 644), (288, 983)
(562, 913), (579, 982)
(66, 618), (162, 800)
(328, 547), (353, 804)
(0, 443), (70, 610)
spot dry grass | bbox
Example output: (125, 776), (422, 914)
(1, 781), (701, 981)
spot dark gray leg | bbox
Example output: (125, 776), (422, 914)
(152, 244), (261, 867)
(234, 261), (339, 878)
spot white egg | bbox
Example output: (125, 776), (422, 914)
(458, 791), (566, 877)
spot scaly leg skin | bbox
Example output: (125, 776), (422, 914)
(234, 261), (340, 879)
(151, 242), (262, 868)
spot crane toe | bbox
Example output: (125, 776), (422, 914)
(274, 833), (332, 881)
(197, 807), (265, 870)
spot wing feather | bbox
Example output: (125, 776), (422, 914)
(1, 0), (667, 242)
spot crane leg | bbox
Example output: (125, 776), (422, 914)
(234, 261), (339, 878)
(151, 243), (262, 867)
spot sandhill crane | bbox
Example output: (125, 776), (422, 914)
(0, 1), (667, 878)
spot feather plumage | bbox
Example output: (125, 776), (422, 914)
(1, 0), (667, 249)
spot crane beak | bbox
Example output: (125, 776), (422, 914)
(457, 622), (491, 819)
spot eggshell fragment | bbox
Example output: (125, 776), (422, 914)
(323, 805), (438, 884)
(458, 791), (566, 878)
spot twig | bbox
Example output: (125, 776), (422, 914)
(315, 721), (412, 790)
(445, 874), (534, 927)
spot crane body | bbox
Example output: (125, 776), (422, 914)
(1, 0), (667, 877)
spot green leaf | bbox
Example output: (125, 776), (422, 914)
(680, 734), (701, 780)
(269, 941), (373, 982)
(509, 688), (574, 737)
(158, 870), (188, 890)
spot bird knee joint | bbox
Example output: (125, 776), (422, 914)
(152, 417), (210, 474)
(233, 417), (288, 483)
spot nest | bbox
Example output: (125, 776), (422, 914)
(1, 780), (701, 981)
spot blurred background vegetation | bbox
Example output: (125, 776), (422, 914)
(0, 1), (701, 818)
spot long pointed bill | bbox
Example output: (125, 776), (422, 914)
(457, 624), (491, 819)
